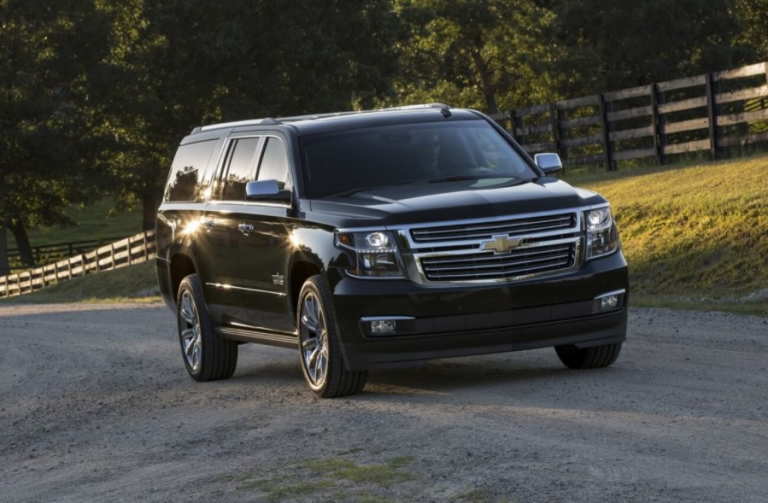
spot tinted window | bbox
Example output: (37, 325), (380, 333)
(257, 137), (289, 186)
(300, 121), (535, 198)
(164, 140), (217, 202)
(221, 137), (259, 201)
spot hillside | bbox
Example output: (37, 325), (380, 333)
(567, 154), (768, 313)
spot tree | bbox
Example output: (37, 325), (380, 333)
(391, 0), (564, 113)
(550, 0), (748, 94)
(103, 0), (403, 230)
(0, 0), (115, 268)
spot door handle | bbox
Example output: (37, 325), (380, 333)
(238, 223), (254, 235)
(204, 219), (216, 229)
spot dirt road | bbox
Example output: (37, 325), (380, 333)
(1, 303), (766, 502)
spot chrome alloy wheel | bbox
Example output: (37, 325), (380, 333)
(179, 290), (202, 372)
(299, 292), (329, 387)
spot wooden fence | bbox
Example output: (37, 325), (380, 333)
(5, 235), (132, 272)
(0, 230), (156, 298)
(491, 61), (768, 170)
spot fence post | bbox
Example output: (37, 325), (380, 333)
(1, 276), (6, 298)
(82, 254), (87, 277)
(144, 231), (149, 261)
(598, 93), (615, 171)
(127, 238), (132, 266)
(508, 109), (519, 143)
(650, 83), (664, 165)
(110, 243), (116, 270)
(556, 102), (568, 165)
(705, 72), (719, 160)
(548, 103), (563, 168)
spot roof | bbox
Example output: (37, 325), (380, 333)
(189, 104), (486, 137)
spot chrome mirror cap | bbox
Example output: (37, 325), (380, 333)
(245, 180), (291, 204)
(535, 153), (563, 174)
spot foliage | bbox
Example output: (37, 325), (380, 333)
(392, 0), (564, 113)
(549, 0), (752, 93)
(0, 0), (117, 266)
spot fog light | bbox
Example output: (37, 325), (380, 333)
(601, 295), (618, 310)
(370, 320), (397, 334)
(594, 289), (626, 313)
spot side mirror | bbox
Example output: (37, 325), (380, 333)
(535, 153), (563, 175)
(245, 180), (292, 204)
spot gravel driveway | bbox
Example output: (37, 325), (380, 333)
(1, 303), (766, 503)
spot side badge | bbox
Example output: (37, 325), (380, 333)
(272, 273), (285, 286)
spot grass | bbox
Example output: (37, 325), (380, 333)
(227, 456), (417, 502)
(21, 198), (143, 248)
(563, 152), (768, 315)
(0, 262), (160, 305)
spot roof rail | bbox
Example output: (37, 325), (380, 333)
(279, 103), (453, 123)
(191, 103), (454, 133)
(192, 117), (280, 134)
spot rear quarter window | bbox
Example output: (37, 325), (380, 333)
(164, 140), (218, 202)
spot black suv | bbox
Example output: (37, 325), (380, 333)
(156, 104), (628, 397)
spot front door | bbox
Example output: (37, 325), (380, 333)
(238, 135), (296, 334)
(200, 135), (262, 325)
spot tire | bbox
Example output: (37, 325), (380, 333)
(297, 275), (367, 398)
(176, 274), (238, 382)
(555, 342), (622, 369)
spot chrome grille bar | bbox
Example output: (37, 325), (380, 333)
(411, 213), (575, 242)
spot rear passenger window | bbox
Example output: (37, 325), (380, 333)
(257, 137), (289, 187)
(164, 139), (217, 202)
(221, 137), (260, 201)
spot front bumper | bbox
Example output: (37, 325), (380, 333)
(330, 251), (629, 371)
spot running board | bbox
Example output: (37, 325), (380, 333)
(217, 326), (298, 349)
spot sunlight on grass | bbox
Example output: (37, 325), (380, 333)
(565, 153), (768, 301)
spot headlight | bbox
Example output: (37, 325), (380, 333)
(585, 207), (618, 260)
(335, 230), (406, 278)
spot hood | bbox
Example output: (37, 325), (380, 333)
(307, 177), (606, 228)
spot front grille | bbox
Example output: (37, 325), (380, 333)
(411, 212), (576, 243)
(420, 242), (576, 281)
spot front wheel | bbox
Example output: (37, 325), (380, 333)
(555, 342), (622, 369)
(297, 276), (367, 398)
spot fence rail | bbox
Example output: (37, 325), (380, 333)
(0, 230), (156, 298)
(491, 61), (768, 170)
(5, 235), (132, 271)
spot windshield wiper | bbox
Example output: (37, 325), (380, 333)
(327, 181), (414, 198)
(427, 175), (484, 183)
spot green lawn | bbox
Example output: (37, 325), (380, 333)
(564, 153), (768, 315)
(22, 199), (144, 248)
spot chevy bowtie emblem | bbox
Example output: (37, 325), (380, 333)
(480, 234), (526, 254)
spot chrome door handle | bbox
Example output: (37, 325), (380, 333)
(204, 219), (216, 229)
(238, 223), (254, 235)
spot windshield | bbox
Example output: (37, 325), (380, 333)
(299, 120), (537, 198)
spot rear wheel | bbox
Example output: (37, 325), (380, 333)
(555, 342), (622, 369)
(177, 274), (238, 381)
(297, 275), (367, 398)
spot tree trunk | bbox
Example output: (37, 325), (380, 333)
(142, 192), (158, 231)
(9, 220), (36, 267)
(471, 52), (499, 115)
(0, 225), (10, 276)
